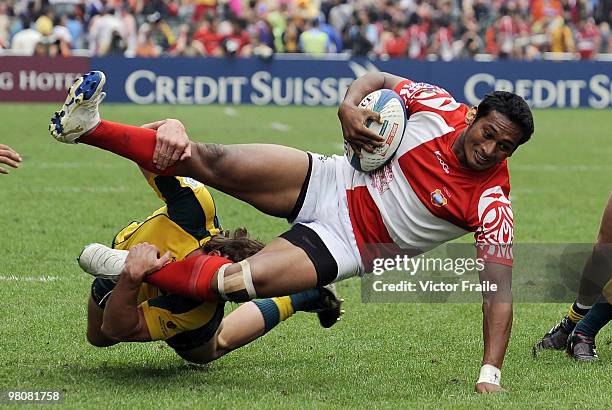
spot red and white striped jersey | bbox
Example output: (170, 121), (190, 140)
(343, 80), (513, 267)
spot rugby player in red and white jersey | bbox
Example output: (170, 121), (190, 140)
(50, 70), (534, 393)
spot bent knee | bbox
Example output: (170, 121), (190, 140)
(175, 349), (215, 365)
(86, 330), (116, 348)
(100, 324), (126, 343)
(215, 334), (232, 356)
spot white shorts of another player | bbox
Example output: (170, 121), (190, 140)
(292, 153), (365, 282)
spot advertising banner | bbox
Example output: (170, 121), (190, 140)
(1, 56), (610, 108)
(0, 56), (89, 102)
(92, 57), (612, 108)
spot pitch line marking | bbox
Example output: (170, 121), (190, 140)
(224, 107), (238, 117)
(270, 122), (290, 132)
(9, 186), (144, 194)
(0, 275), (63, 282)
(512, 164), (612, 172)
(29, 162), (116, 169)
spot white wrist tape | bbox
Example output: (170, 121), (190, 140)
(476, 364), (501, 386)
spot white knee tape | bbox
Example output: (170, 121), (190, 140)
(216, 261), (257, 300)
(239, 259), (257, 299)
(216, 263), (231, 300)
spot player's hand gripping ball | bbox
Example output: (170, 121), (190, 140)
(344, 89), (407, 172)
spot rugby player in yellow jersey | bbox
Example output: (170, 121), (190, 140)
(82, 168), (343, 363)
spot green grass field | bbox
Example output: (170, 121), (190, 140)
(0, 103), (610, 409)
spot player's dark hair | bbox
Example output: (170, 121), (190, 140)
(475, 91), (534, 146)
(202, 227), (264, 262)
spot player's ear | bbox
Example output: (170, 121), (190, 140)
(207, 250), (221, 257)
(465, 106), (477, 125)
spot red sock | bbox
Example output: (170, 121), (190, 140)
(78, 120), (176, 175)
(145, 254), (232, 301)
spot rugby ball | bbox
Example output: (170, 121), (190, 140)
(344, 89), (407, 172)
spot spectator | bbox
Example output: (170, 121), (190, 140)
(282, 20), (300, 53)
(328, 0), (353, 36)
(88, 7), (123, 55)
(348, 19), (373, 56)
(599, 21), (611, 54)
(169, 24), (205, 56)
(548, 16), (575, 53)
(65, 13), (84, 49)
(10, 17), (42, 55)
(142, 0), (170, 19)
(48, 35), (72, 57)
(0, 3), (10, 49)
(407, 16), (428, 59)
(456, 14), (483, 58)
(35, 6), (54, 36)
(136, 28), (161, 57)
(227, 0), (244, 19)
(119, 6), (137, 57)
(192, 0), (217, 23)
(222, 18), (251, 57)
(296, 0), (320, 20)
(1, 0), (609, 60)
(267, 2), (288, 52)
(249, 15), (275, 51)
(317, 15), (342, 52)
(496, 6), (517, 59)
(380, 21), (409, 58)
(429, 17), (455, 61)
(575, 17), (601, 59)
(532, 0), (564, 22)
(193, 17), (224, 56)
(33, 39), (47, 57)
(299, 17), (331, 54)
(138, 12), (175, 54)
(52, 16), (73, 50)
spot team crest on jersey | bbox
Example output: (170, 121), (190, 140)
(181, 177), (203, 189)
(430, 189), (447, 207)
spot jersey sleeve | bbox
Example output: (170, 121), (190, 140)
(473, 185), (514, 267)
(148, 175), (221, 241)
(393, 79), (464, 117)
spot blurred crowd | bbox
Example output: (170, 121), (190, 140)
(1, 0), (610, 60)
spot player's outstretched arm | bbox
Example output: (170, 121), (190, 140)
(475, 262), (512, 393)
(0, 144), (22, 174)
(101, 243), (171, 342)
(338, 72), (405, 153)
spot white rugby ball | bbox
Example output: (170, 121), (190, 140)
(344, 89), (407, 172)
